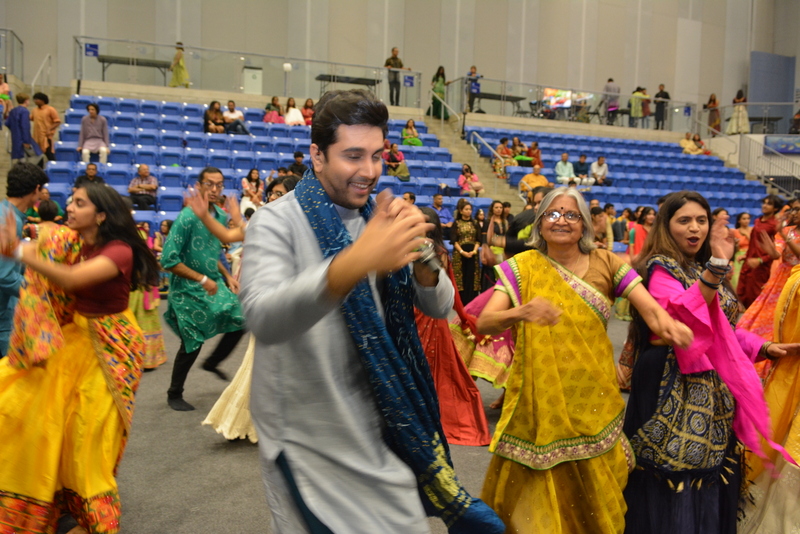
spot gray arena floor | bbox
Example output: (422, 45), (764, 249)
(115, 307), (630, 533)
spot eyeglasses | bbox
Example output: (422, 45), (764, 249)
(543, 210), (582, 223)
(269, 190), (284, 198)
(202, 181), (225, 190)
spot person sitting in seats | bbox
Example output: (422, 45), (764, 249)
(204, 101), (225, 134)
(574, 154), (590, 181)
(77, 103), (110, 164)
(591, 156), (610, 186)
(223, 100), (251, 135)
(73, 162), (105, 192)
(128, 164), (158, 210)
(519, 165), (553, 198)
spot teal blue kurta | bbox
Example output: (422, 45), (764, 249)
(161, 206), (245, 353)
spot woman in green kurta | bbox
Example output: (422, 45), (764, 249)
(402, 119), (424, 146)
(426, 66), (450, 120)
(161, 203), (245, 355)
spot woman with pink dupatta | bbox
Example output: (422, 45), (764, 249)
(622, 191), (800, 534)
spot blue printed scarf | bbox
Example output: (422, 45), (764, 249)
(295, 171), (503, 533)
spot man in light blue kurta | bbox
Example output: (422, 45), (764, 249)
(240, 91), (453, 533)
(0, 163), (47, 357)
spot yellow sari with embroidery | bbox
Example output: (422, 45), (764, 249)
(740, 264), (800, 533)
(481, 249), (641, 533)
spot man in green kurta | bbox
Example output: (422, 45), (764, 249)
(161, 166), (246, 411)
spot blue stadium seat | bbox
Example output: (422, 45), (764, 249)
(269, 124), (289, 138)
(45, 183), (72, 209)
(206, 135), (231, 151)
(387, 131), (401, 144)
(131, 210), (157, 231)
(46, 162), (76, 184)
(134, 146), (158, 166)
(252, 137), (273, 152)
(255, 153), (277, 172)
(275, 153), (295, 168)
(111, 112), (138, 129)
(159, 147), (184, 167)
(208, 149), (232, 169)
(157, 166), (185, 188)
(157, 187), (185, 211)
(417, 178), (443, 196)
(232, 151), (256, 170)
(244, 108), (263, 122)
(156, 211), (183, 227)
(64, 109), (85, 124)
(135, 129), (158, 147)
(109, 127), (135, 145)
(292, 139), (310, 154)
(55, 141), (80, 162)
(185, 133), (209, 149)
(159, 131), (183, 148)
(430, 147), (450, 162)
(117, 99), (140, 114)
(505, 167), (527, 187)
(229, 136), (253, 152)
(107, 184), (129, 197)
(406, 161), (426, 177)
(376, 176), (401, 196)
(248, 122), (269, 137)
(104, 164), (133, 186)
(419, 134), (439, 147)
(183, 103), (205, 118)
(181, 117), (204, 133)
(70, 95), (95, 109)
(59, 124), (81, 143)
(472, 197), (493, 211)
(443, 162), (463, 179)
(289, 125), (311, 139)
(160, 102), (183, 116)
(425, 162), (445, 179)
(184, 148), (208, 168)
(272, 137), (294, 154)
(137, 114), (159, 130)
(96, 97), (119, 114)
(139, 100), (161, 115)
(398, 180), (420, 196)
(159, 115), (182, 131)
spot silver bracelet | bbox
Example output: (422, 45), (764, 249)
(199, 275), (208, 285)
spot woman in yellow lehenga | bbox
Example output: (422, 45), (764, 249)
(739, 263), (800, 533)
(0, 183), (160, 534)
(476, 188), (693, 533)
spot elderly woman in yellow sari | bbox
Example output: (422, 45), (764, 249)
(476, 188), (693, 533)
(0, 184), (161, 534)
(739, 263), (800, 533)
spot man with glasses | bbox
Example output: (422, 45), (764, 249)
(161, 167), (246, 411)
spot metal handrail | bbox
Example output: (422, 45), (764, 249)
(427, 90), (462, 142)
(31, 54), (52, 96)
(467, 130), (505, 197)
(691, 115), (738, 160)
(738, 135), (800, 197)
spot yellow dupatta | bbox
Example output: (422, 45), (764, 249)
(492, 250), (634, 470)
(747, 264), (800, 479)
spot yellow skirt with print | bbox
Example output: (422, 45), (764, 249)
(0, 310), (141, 534)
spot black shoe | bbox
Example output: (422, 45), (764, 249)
(202, 362), (229, 381)
(168, 397), (195, 411)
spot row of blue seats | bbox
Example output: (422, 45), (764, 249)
(46, 162), (262, 189)
(67, 96), (429, 133)
(376, 176), (461, 197)
(591, 189), (763, 211)
(466, 126), (679, 151)
(62, 120), (311, 143)
(505, 167), (753, 189)
(54, 142), (452, 167)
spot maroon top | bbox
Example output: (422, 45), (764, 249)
(74, 240), (133, 315)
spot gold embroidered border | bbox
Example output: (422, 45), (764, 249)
(494, 411), (625, 470)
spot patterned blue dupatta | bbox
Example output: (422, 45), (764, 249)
(294, 171), (503, 533)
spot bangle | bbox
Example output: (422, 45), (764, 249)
(199, 275), (208, 285)
(761, 342), (777, 361)
(709, 256), (729, 267)
(698, 276), (721, 290)
(13, 243), (24, 261)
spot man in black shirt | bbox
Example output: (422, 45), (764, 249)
(73, 162), (105, 191)
(287, 151), (308, 177)
(654, 84), (671, 130)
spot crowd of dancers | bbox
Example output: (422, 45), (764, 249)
(1, 89), (800, 534)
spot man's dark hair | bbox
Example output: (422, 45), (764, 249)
(33, 92), (49, 104)
(763, 194), (785, 211)
(404, 192), (416, 202)
(86, 163), (98, 170)
(7, 163), (49, 198)
(608, 78), (614, 82)
(604, 203), (615, 211)
(244, 208), (255, 219)
(86, 103), (100, 114)
(277, 167), (289, 174)
(590, 206), (604, 217)
(37, 199), (59, 222)
(433, 193), (442, 198)
(311, 89), (388, 156)
(579, 154), (587, 158)
(197, 166), (224, 184)
(293, 151), (304, 159)
(227, 100), (235, 106)
(502, 201), (512, 208)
